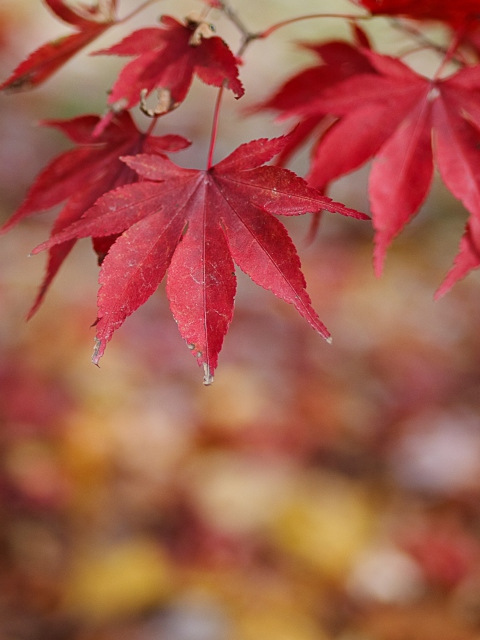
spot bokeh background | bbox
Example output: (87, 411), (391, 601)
(1, 1), (480, 639)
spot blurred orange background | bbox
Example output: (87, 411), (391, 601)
(1, 2), (480, 639)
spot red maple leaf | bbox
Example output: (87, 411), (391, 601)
(354, 0), (480, 24)
(32, 136), (367, 383)
(1, 111), (190, 317)
(94, 14), (244, 115)
(262, 44), (480, 286)
(0, 0), (118, 92)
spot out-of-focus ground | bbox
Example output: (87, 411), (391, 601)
(1, 2), (480, 639)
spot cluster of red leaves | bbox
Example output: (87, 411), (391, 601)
(2, 0), (480, 381)
(0, 1), (365, 383)
(260, 22), (480, 296)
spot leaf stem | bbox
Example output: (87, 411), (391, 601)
(258, 13), (370, 39)
(118, 0), (162, 24)
(146, 117), (158, 136)
(433, 25), (468, 79)
(215, 1), (251, 40)
(217, 3), (369, 55)
(207, 84), (225, 170)
(389, 18), (467, 67)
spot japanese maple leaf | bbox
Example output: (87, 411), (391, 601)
(353, 0), (480, 23)
(93, 14), (244, 115)
(32, 136), (367, 384)
(0, 0), (118, 92)
(264, 44), (480, 285)
(1, 111), (189, 317)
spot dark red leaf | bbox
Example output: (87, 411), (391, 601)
(92, 234), (120, 265)
(2, 112), (190, 315)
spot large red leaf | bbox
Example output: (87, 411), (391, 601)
(0, 0), (117, 91)
(33, 136), (367, 383)
(1, 112), (190, 316)
(94, 14), (244, 114)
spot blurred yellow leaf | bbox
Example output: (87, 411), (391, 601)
(271, 472), (375, 581)
(65, 539), (172, 620)
(235, 608), (328, 640)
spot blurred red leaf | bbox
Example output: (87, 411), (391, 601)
(400, 526), (478, 589)
(0, 0), (118, 91)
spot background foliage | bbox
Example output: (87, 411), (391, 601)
(1, 1), (480, 639)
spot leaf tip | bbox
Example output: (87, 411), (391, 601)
(203, 363), (214, 386)
(92, 337), (103, 366)
(434, 268), (461, 300)
(433, 285), (447, 301)
(373, 241), (386, 278)
(30, 237), (50, 255)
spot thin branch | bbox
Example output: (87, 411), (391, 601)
(207, 84), (225, 170)
(118, 0), (162, 24)
(215, 0), (251, 40)
(258, 13), (370, 39)
(389, 18), (447, 53)
(216, 5), (370, 57)
(433, 24), (469, 79)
